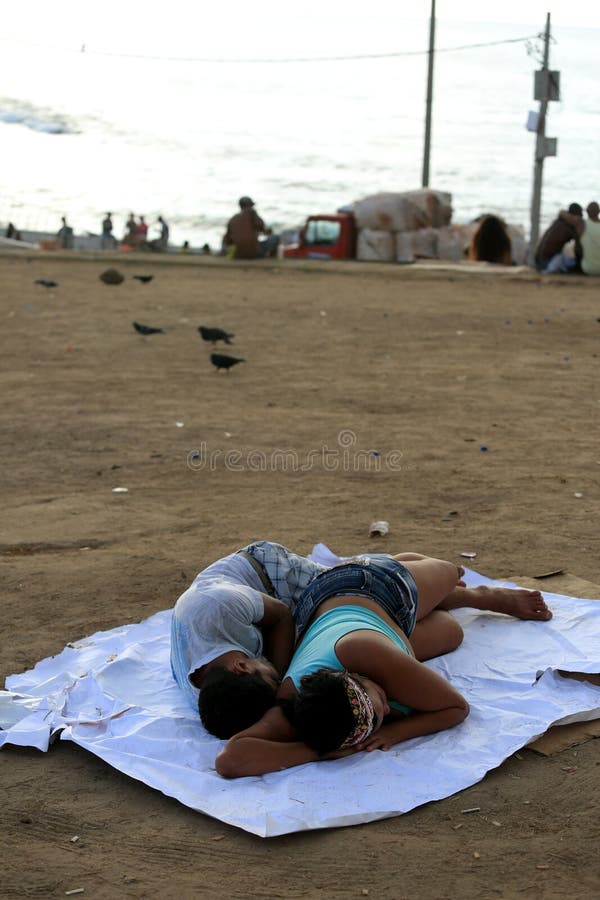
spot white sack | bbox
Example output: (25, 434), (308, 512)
(356, 229), (396, 262)
(353, 189), (452, 232)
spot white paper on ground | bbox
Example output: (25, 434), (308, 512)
(1, 546), (599, 837)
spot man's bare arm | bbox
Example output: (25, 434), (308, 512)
(558, 210), (585, 236)
(215, 704), (318, 777)
(259, 595), (295, 677)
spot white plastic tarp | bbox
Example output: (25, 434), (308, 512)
(1, 547), (599, 837)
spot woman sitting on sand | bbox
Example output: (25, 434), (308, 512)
(468, 214), (512, 265)
(216, 553), (552, 776)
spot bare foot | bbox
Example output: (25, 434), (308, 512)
(443, 585), (553, 620)
(462, 585), (552, 621)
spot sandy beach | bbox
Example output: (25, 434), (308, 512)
(1, 250), (599, 898)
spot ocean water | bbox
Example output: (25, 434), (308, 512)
(1, 15), (598, 250)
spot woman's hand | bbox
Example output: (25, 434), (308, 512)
(356, 732), (393, 753)
(355, 720), (401, 753)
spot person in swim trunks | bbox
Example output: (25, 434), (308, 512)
(215, 552), (552, 776)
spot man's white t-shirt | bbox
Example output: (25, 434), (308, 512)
(582, 219), (600, 275)
(170, 553), (266, 705)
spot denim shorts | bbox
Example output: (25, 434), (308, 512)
(293, 554), (418, 639)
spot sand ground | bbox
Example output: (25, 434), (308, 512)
(1, 251), (599, 899)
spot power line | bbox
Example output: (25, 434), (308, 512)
(80, 34), (540, 62)
(0, 33), (539, 64)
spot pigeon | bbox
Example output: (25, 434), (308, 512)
(210, 353), (245, 372)
(100, 268), (125, 285)
(35, 279), (58, 288)
(133, 321), (164, 335)
(133, 275), (154, 284)
(198, 325), (234, 345)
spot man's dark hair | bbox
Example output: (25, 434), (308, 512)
(282, 669), (354, 756)
(568, 203), (583, 216)
(198, 666), (276, 738)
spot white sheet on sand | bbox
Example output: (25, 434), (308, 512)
(1, 544), (600, 838)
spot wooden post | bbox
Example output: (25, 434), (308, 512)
(422, 0), (436, 188)
(528, 13), (552, 267)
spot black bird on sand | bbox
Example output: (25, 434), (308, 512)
(133, 275), (154, 284)
(198, 325), (234, 345)
(35, 279), (58, 288)
(210, 353), (245, 372)
(133, 321), (164, 335)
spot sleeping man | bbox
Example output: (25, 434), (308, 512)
(170, 541), (327, 736)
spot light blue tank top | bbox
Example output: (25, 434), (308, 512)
(285, 605), (413, 715)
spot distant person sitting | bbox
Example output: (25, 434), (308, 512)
(468, 214), (512, 266)
(222, 196), (279, 260)
(6, 222), (21, 241)
(137, 215), (149, 242)
(558, 202), (600, 276)
(126, 212), (138, 237)
(57, 216), (74, 250)
(101, 212), (116, 250)
(535, 203), (583, 273)
(123, 213), (144, 249)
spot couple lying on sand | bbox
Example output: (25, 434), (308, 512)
(170, 541), (552, 778)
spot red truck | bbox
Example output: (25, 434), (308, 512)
(283, 212), (357, 260)
(282, 191), (458, 262)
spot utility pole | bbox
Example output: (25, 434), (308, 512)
(422, 0), (436, 187)
(528, 13), (559, 266)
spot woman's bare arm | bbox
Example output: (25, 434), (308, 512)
(337, 631), (469, 749)
(358, 705), (468, 752)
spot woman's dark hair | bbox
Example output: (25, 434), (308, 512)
(198, 666), (276, 739)
(282, 669), (355, 756)
(469, 214), (512, 264)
